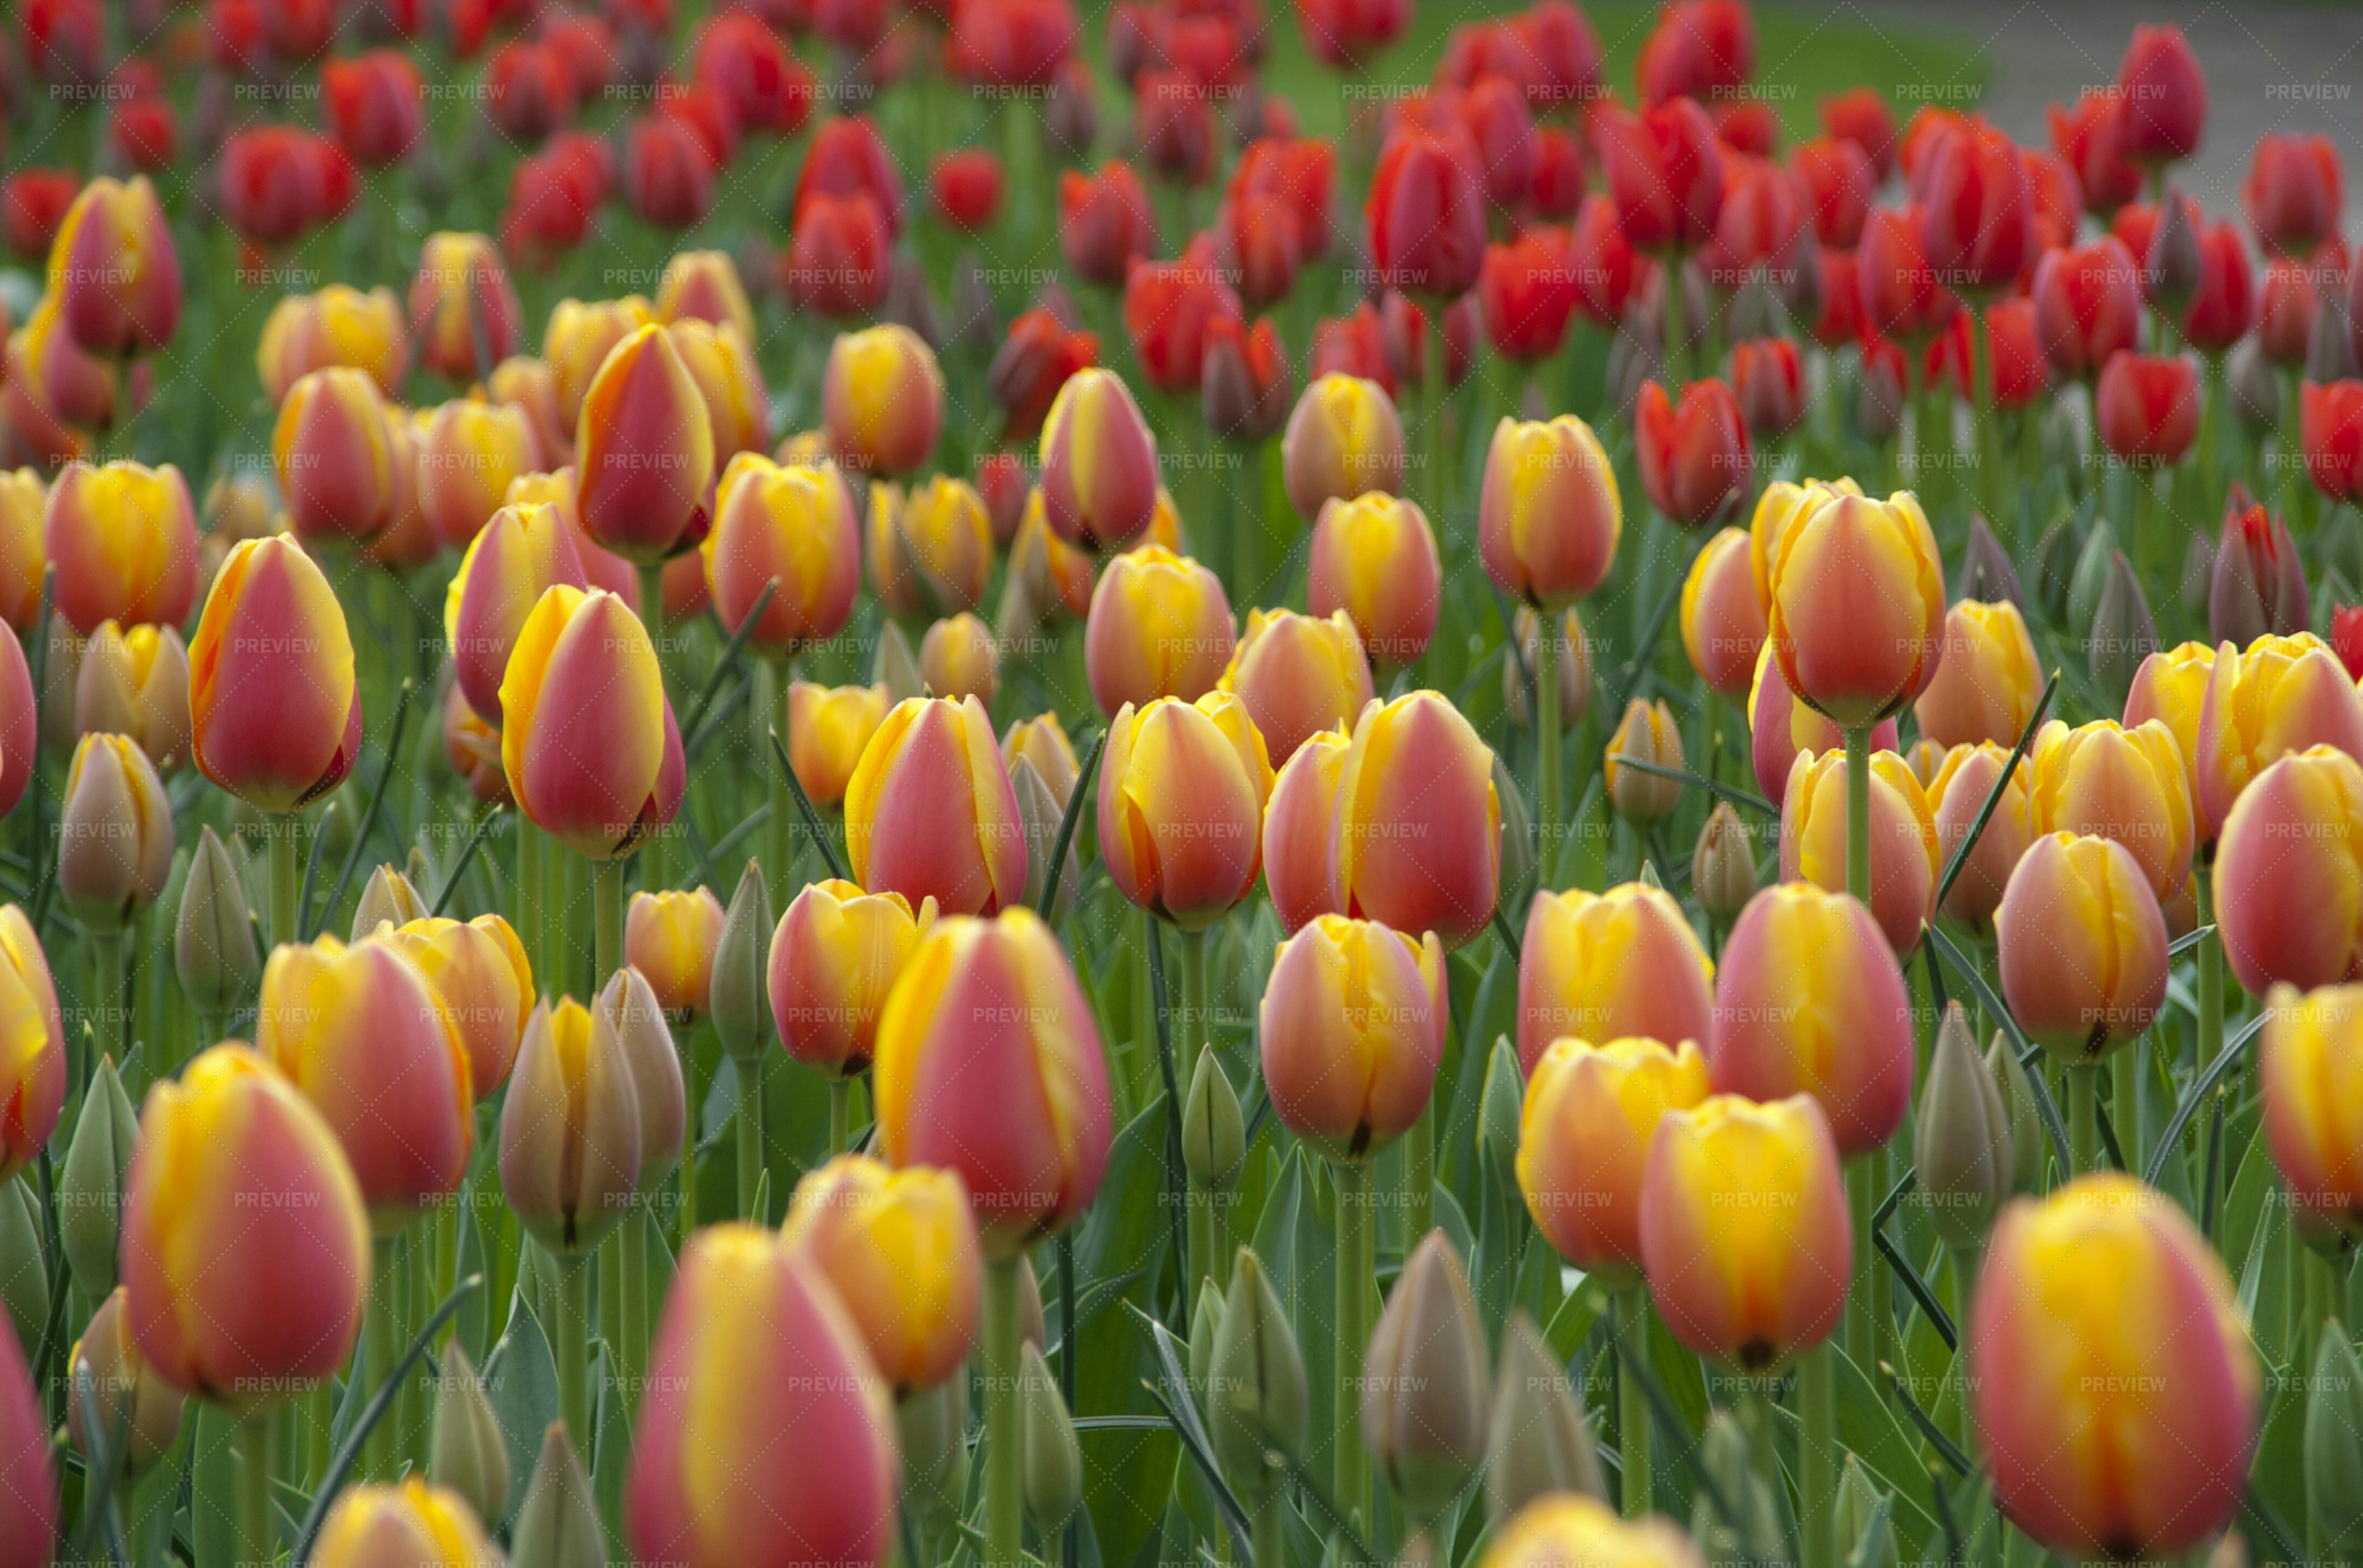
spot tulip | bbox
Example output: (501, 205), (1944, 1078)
(1765, 486), (1945, 730)
(1098, 692), (1274, 930)
(1482, 1495), (1707, 1568)
(785, 1154), (982, 1391)
(2303, 378), (2363, 503)
(1083, 544), (1234, 715)
(846, 696), (1028, 918)
(123, 1044), (371, 1412)
(1318, 694), (1501, 954)
(571, 322), (716, 564)
(0, 908), (63, 1187)
(1260, 914), (1444, 1162)
(0, 633), (32, 824)
(1514, 878), (1713, 1071)
(626, 1224), (900, 1568)
(702, 454), (863, 657)
(618, 890), (721, 1029)
(444, 500), (589, 726)
(1217, 608), (1372, 767)
(2213, 746), (2363, 996)
(873, 474), (993, 617)
(1639, 1092), (1850, 1370)
(190, 535), (362, 813)
(652, 250), (754, 345)
(2025, 716), (2194, 905)
(43, 459), (199, 636)
(1997, 831), (2169, 1060)
(0, 470), (41, 636)
(768, 878), (934, 1079)
(368, 914), (530, 1104)
(1917, 119), (2034, 296)
(1057, 162), (1158, 287)
(1504, 606), (1591, 730)
(1678, 527), (1767, 700)
(2123, 638), (2215, 782)
(1281, 374), (1404, 521)
(2210, 484), (2308, 645)
(1361, 1231), (1487, 1526)
(407, 233), (521, 384)
(58, 730), (174, 937)
(1518, 1034), (1713, 1284)
(987, 309), (1098, 447)
(312, 1480), (500, 1567)
(1777, 748), (1938, 958)
(1635, 378), (1749, 527)
(545, 297), (655, 426)
(65, 1287), (182, 1478)
(257, 284), (407, 403)
(874, 907), (1112, 1249)
(932, 148), (1003, 233)
(1039, 367), (1159, 551)
(2245, 134), (2341, 258)
(1858, 204), (1958, 349)
(924, 617), (1002, 706)
(322, 50), (423, 168)
(498, 585), (685, 861)
(1911, 598), (2041, 750)
(1305, 493), (1439, 668)
(2181, 219), (2253, 354)
(49, 176), (180, 359)
(823, 324), (945, 477)
(500, 996), (641, 1255)
(2192, 631), (2363, 839)
(1123, 257), (1242, 394)
(2255, 982), (2363, 1243)
(1258, 730), (1347, 934)
(782, 191), (893, 319)
(2115, 23), (2205, 166)
(74, 619), (189, 767)
(1478, 415), (1621, 613)
(1602, 696), (1682, 825)
(1971, 1173), (2257, 1560)
(1201, 314), (1291, 442)
(1477, 228), (1578, 362)
(1596, 100), (1724, 256)
(1926, 742), (2032, 927)
(787, 682), (889, 810)
(2093, 350), (2200, 464)
(1295, 0), (1405, 66)
(440, 682), (510, 807)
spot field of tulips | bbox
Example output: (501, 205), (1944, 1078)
(11, 0), (2363, 1565)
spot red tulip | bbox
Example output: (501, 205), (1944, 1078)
(694, 10), (814, 132)
(2, 169), (78, 259)
(1479, 227), (1578, 362)
(2048, 88), (2142, 217)
(931, 149), (1002, 233)
(1308, 302), (1392, 393)
(2031, 238), (2141, 381)
(485, 40), (574, 143)
(2334, 606), (2363, 680)
(1524, 126), (1584, 222)
(1458, 75), (1536, 209)
(324, 50), (423, 167)
(1982, 296), (2047, 408)
(21, 0), (102, 84)
(815, 0), (887, 50)
(218, 126), (349, 246)
(1858, 202), (1957, 348)
(1058, 161), (1158, 287)
(2115, 23), (2205, 166)
(2244, 134), (2341, 259)
(1437, 18), (1531, 94)
(1820, 86), (1896, 182)
(1716, 98), (1780, 158)
(1701, 153), (1803, 292)
(2109, 194), (2204, 311)
(109, 97), (176, 171)
(2095, 351), (2200, 465)
(1292, 0), (1405, 70)
(1137, 70), (1217, 185)
(2260, 250), (2335, 366)
(1732, 337), (1802, 439)
(658, 81), (741, 170)
(1637, 378), (1750, 527)
(1518, 0), (1600, 108)
(945, 0), (1080, 88)
(1231, 136), (1335, 258)
(794, 115), (903, 238)
(260, 0), (334, 59)
(1597, 97), (1723, 255)
(625, 116), (714, 229)
(501, 148), (595, 265)
(2304, 380), (2363, 503)
(2021, 145), (2081, 255)
(2183, 220), (2254, 354)
(1124, 257), (1242, 394)
(1565, 193), (1639, 329)
(1202, 315), (1290, 441)
(783, 191), (890, 318)
(1791, 135), (1874, 249)
(1217, 190), (1302, 308)
(1636, 0), (1752, 107)
(1809, 244), (1862, 348)
(1917, 118), (2034, 297)
(988, 308), (1098, 444)
(1367, 126), (1487, 297)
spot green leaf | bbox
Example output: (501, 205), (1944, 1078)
(190, 1404), (239, 1568)
(1543, 1279), (1609, 1369)
(484, 1297), (560, 1528)
(1826, 1345), (1939, 1556)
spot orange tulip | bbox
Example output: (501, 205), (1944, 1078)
(420, 395), (536, 548)
(1679, 526), (1767, 698)
(273, 366), (395, 543)
(1519, 1036), (1711, 1281)
(74, 619), (190, 767)
(1333, 691), (1501, 950)
(872, 474), (993, 617)
(444, 500), (588, 726)
(1927, 741), (2031, 926)
(1778, 746), (1938, 955)
(1261, 727), (1349, 933)
(1084, 543), (1236, 716)
(845, 695), (1028, 916)
(1517, 882), (1715, 1074)
(1306, 492), (1441, 668)
(1765, 486), (1946, 728)
(1260, 914), (1445, 1162)
(1912, 598), (2042, 748)
(1282, 372), (1405, 520)
(703, 454), (863, 656)
(190, 535), (362, 812)
(788, 681), (889, 809)
(626, 886), (726, 1023)
(381, 914), (534, 1098)
(1218, 606), (1373, 766)
(770, 878), (935, 1078)
(2026, 717), (2194, 901)
(575, 322), (716, 564)
(1997, 831), (2169, 1058)
(2192, 632), (2363, 840)
(545, 295), (654, 425)
(257, 282), (407, 403)
(823, 323), (945, 476)
(42, 459), (199, 635)
(1478, 414), (1621, 610)
(784, 1154), (982, 1391)
(1098, 691), (1275, 929)
(1039, 366), (1160, 550)
(2212, 746), (2363, 996)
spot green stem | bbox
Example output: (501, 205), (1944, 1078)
(620, 1206), (649, 1420)
(1333, 1158), (1372, 1529)
(985, 1255), (1023, 1568)
(2068, 1063), (2100, 1175)
(1844, 726), (1871, 905)
(673, 1022), (696, 1239)
(2112, 1036), (2143, 1175)
(1616, 1285), (1652, 1519)
(518, 818), (546, 987)
(1252, 1494), (1285, 1568)
(303, 1383), (332, 1490)
(759, 659), (791, 913)
(597, 1229), (623, 1422)
(92, 929), (124, 1084)
(1177, 927), (1208, 1057)
(269, 811), (302, 950)
(594, 855), (626, 996)
(555, 1246), (590, 1446)
(1846, 1158), (1876, 1368)
(2197, 871), (2224, 1076)
(1969, 302), (1999, 522)
(1424, 310), (1446, 538)
(238, 1414), (274, 1568)
(363, 1235), (398, 1479)
(736, 1052), (764, 1220)
(1404, 1098), (1434, 1250)
(830, 1078), (851, 1156)
(1663, 262), (1686, 384)
(1537, 609), (1561, 889)
(1799, 1343), (1838, 1568)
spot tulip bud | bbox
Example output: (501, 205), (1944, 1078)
(598, 966), (684, 1190)
(380, 914), (534, 1102)
(1183, 1043), (1244, 1193)
(1261, 915), (1445, 1162)
(1836, 1455), (1900, 1568)
(919, 612), (1000, 706)
(430, 1342), (511, 1529)
(710, 860), (772, 1063)
(1362, 1231), (1489, 1526)
(73, 618), (190, 770)
(1778, 745), (1939, 956)
(845, 697), (1028, 917)
(872, 474), (993, 618)
(2230, 335), (2282, 429)
(1040, 367), (1159, 551)
(1098, 692), (1273, 932)
(409, 232), (522, 385)
(1332, 691), (1501, 950)
(1485, 1312), (1606, 1522)
(59, 1052), (136, 1297)
(1516, 882), (1714, 1073)
(66, 1287), (182, 1478)
(1207, 1248), (1306, 1507)
(1999, 832), (2170, 1059)
(1475, 1036), (1524, 1190)
(1021, 1342), (1084, 1530)
(823, 324), (945, 476)
(44, 459), (201, 637)
(50, 176), (181, 358)
(0, 1180), (47, 1351)
(498, 585), (685, 860)
(349, 863), (425, 941)
(873, 619), (924, 703)
(1479, 415), (1621, 611)
(1677, 528), (1767, 700)
(1605, 697), (1683, 823)
(2307, 1321), (2363, 1553)
(2087, 550), (2159, 706)
(2260, 983), (2363, 1243)
(788, 682), (889, 811)
(1307, 492), (1441, 668)
(446, 500), (590, 726)
(575, 322), (716, 564)
(1282, 374), (1405, 521)
(899, 1370), (969, 1532)
(2211, 483), (2308, 646)
(1005, 758), (1076, 923)
(1953, 513), (2023, 608)
(2146, 185), (2203, 315)
(667, 318), (771, 461)
(624, 886), (724, 1025)
(1927, 742), (2033, 927)
(175, 825), (257, 1018)
(511, 1423), (602, 1568)
(785, 1154), (983, 1393)
(1765, 486), (1946, 727)
(1692, 801), (1757, 924)
(274, 367), (396, 543)
(2194, 633), (2363, 843)
(500, 998), (641, 1254)
(545, 297), (655, 426)
(58, 731), (174, 932)
(1218, 607), (1374, 767)
(191, 535), (363, 813)
(1083, 545), (1236, 716)
(2027, 718), (2193, 903)
(1914, 598), (2042, 750)
(1916, 1002), (2012, 1249)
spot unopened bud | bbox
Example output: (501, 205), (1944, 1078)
(1504, 606), (1589, 732)
(1836, 1454), (1900, 1568)
(2033, 518), (2078, 622)
(60, 1054), (137, 1297)
(1858, 345), (1905, 442)
(2229, 337), (2281, 432)
(351, 863), (427, 940)
(59, 732), (173, 932)
(1605, 698), (1682, 825)
(2089, 550), (2157, 708)
(710, 858), (772, 1063)
(1484, 1312), (1605, 1522)
(1956, 513), (2022, 608)
(1691, 801), (1757, 924)
(1493, 753), (1536, 903)
(175, 823), (258, 1017)
(509, 1423), (603, 1568)
(2308, 1318), (2363, 1553)
(431, 1342), (512, 1529)
(899, 1368), (971, 1532)
(1020, 1342), (1084, 1531)
(2311, 289), (2360, 384)
(1183, 1044), (1244, 1194)
(1477, 1036), (1522, 1187)
(1362, 1231), (1489, 1526)
(2066, 519), (2118, 632)
(1916, 1002), (2012, 1250)
(66, 1287), (182, 1476)
(1011, 755), (1078, 923)
(1985, 1031), (2047, 1195)
(874, 621), (924, 704)
(1208, 1249), (1307, 1509)
(1691, 1409), (1785, 1566)
(2146, 188), (2202, 314)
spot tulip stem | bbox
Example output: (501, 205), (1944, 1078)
(555, 1246), (590, 1449)
(364, 1234), (399, 1481)
(2113, 1037), (2143, 1174)
(1424, 311), (1448, 545)
(830, 1078), (852, 1155)
(518, 820), (546, 988)
(90, 929), (124, 1087)
(620, 1207), (649, 1420)
(1332, 1157), (1372, 1531)
(238, 1414), (274, 1568)
(737, 1054), (765, 1220)
(1798, 1343), (1838, 1568)
(1252, 1493), (1285, 1568)
(1843, 726), (1871, 905)
(758, 660), (791, 912)
(1663, 262), (1687, 383)
(2196, 871), (2224, 1096)
(1537, 610), (1562, 890)
(593, 857), (625, 993)
(1615, 1286), (1652, 1518)
(270, 810), (302, 950)
(2067, 1063), (2100, 1174)
(1970, 302), (2001, 524)
(1846, 1158), (1877, 1368)
(985, 1254), (1024, 1568)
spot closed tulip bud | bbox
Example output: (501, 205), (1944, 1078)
(499, 586), (685, 860)
(899, 1372), (969, 1532)
(2124, 639), (2215, 788)
(846, 697), (1028, 917)
(1767, 486), (1946, 728)
(1363, 1231), (1488, 1525)
(2027, 718), (2193, 902)
(274, 367), (396, 543)
(174, 826), (255, 1018)
(428, 1343), (510, 1531)
(408, 233), (522, 384)
(1972, 1172), (2257, 1560)
(1493, 755), (1537, 902)
(1709, 882), (1916, 1154)
(1692, 802), (1757, 924)
(1260, 729), (1347, 934)
(49, 175), (180, 358)
(1018, 1342), (1084, 1531)
(1035, 367), (1158, 554)
(1913, 598), (2042, 749)
(598, 966), (684, 1191)
(1218, 607), (1373, 767)
(625, 886), (724, 1023)
(1010, 757), (1079, 921)
(822, 324), (945, 477)
(1516, 882), (1714, 1073)
(124, 1044), (370, 1410)
(500, 997), (641, 1254)
(545, 297), (655, 426)
(1605, 697), (1684, 824)
(2261, 983), (2363, 1242)
(1997, 831), (2169, 1059)
(1183, 1043), (1244, 1192)
(1641, 1093), (1850, 1371)
(44, 460), (199, 636)
(58, 732), (173, 932)
(2307, 1318), (2363, 1553)
(665, 319), (770, 462)
(785, 1154), (983, 1393)
(988, 717), (1074, 813)
(2194, 633), (2363, 841)
(349, 864), (425, 940)
(444, 500), (588, 726)
(789, 682), (890, 810)
(1636, 378), (1750, 528)
(1207, 1249), (1306, 1506)
(1519, 1036), (1711, 1280)
(1098, 692), (1273, 930)
(1332, 691), (1501, 949)
(1679, 527), (1767, 700)
(1479, 415), (1621, 612)
(1504, 606), (1591, 731)
(66, 1288), (182, 1478)
(1485, 1313), (1606, 1522)
(920, 612), (1000, 705)
(1916, 1001), (2012, 1248)
(769, 878), (933, 1078)
(1282, 374), (1405, 522)
(1260, 915), (1445, 1162)
(257, 284), (408, 404)
(2216, 748), (2363, 996)
(512, 1423), (602, 1568)
(1981, 1031), (2046, 1195)
(58, 1051), (135, 1297)
(1926, 742), (2032, 927)
(0, 1179), (40, 1352)
(2212, 483), (2308, 645)
(2087, 549), (2159, 706)
(1778, 746), (1938, 956)
(703, 455), (862, 656)
(191, 535), (362, 812)
(710, 860), (772, 1063)
(313, 1479), (500, 1568)
(1082, 543), (1234, 716)
(1306, 492), (1440, 669)
(574, 323), (715, 564)
(871, 474), (991, 618)
(1485, 1493), (1707, 1568)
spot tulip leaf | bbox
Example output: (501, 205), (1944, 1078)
(2144, 1010), (2268, 1188)
(1038, 729), (1108, 924)
(2167, 922), (2217, 958)
(482, 1292), (561, 1529)
(764, 727), (848, 881)
(428, 803), (508, 919)
(189, 1405), (240, 1568)
(316, 676), (418, 936)
(1842, 1491), (1893, 1568)
(1596, 751), (1777, 817)
(1820, 1346), (1940, 1557)
(1126, 1303), (1252, 1551)
(1922, 924), (2071, 1176)
(1543, 1280), (1610, 1369)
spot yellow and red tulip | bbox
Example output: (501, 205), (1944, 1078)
(1481, 1494), (1709, 1568)
(1001, 712), (1082, 806)
(1679, 526), (1767, 698)
(1282, 372), (1405, 521)
(489, 353), (572, 470)
(1912, 598), (2042, 749)
(1604, 697), (1684, 824)
(845, 695), (1028, 917)
(703, 454), (863, 656)
(1039, 366), (1160, 551)
(58, 731), (174, 932)
(626, 886), (726, 1025)
(190, 535), (362, 813)
(407, 232), (521, 385)
(2192, 631), (2363, 840)
(1260, 914), (1446, 1162)
(257, 282), (407, 404)
(1478, 414), (1621, 611)
(73, 619), (190, 768)
(43, 459), (199, 635)
(273, 367), (395, 543)
(1098, 691), (1275, 930)
(873, 474), (994, 617)
(1261, 728), (1350, 934)
(0, 906), (65, 1183)
(1307, 492), (1441, 668)
(381, 914), (534, 1100)
(656, 249), (757, 345)
(769, 878), (935, 1078)
(1518, 1036), (1712, 1282)
(1765, 486), (1946, 728)
(823, 323), (945, 476)
(545, 295), (654, 426)
(48, 175), (180, 358)
(420, 395), (537, 549)
(783, 1154), (982, 1392)
(1927, 741), (2032, 926)
(0, 468), (44, 633)
(2213, 745), (2363, 995)
(312, 1481), (501, 1568)
(1084, 544), (1236, 717)
(65, 1289), (181, 1478)
(444, 499), (589, 726)
(1747, 477), (1863, 605)
(788, 681), (890, 809)
(1997, 831), (2170, 1058)
(1219, 607), (1373, 767)
(919, 612), (1001, 706)
(1517, 882), (1716, 1074)
(574, 322), (716, 564)
(1745, 642), (1898, 802)
(2026, 717), (2194, 901)
(667, 317), (771, 461)
(1778, 746), (1939, 956)
(2260, 982), (2363, 1242)
(1333, 691), (1501, 950)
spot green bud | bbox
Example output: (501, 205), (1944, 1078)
(1476, 1036), (1522, 1189)
(2033, 516), (2079, 622)
(1189, 1276), (1225, 1396)
(874, 620), (924, 704)
(1183, 1044), (1244, 1194)
(1208, 1248), (1307, 1509)
(2179, 530), (2214, 622)
(1362, 1231), (1488, 1526)
(2308, 1319), (2363, 1553)
(2066, 519), (2118, 633)
(1835, 1454), (1900, 1568)
(1492, 753), (1535, 904)
(1484, 1312), (1604, 1521)
(1985, 1031), (2047, 1194)
(1956, 513), (2022, 608)
(1636, 856), (1663, 890)
(898, 1368), (971, 1532)
(0, 1177), (47, 1354)
(710, 858), (772, 1063)
(1690, 1410), (1785, 1568)
(60, 1054), (137, 1298)
(1691, 801), (1757, 925)
(430, 1342), (511, 1529)
(175, 824), (257, 1018)
(350, 862), (427, 940)
(509, 1422), (604, 1568)
(1916, 1002), (2011, 1250)
(2088, 550), (2157, 708)
(1011, 755), (1078, 923)
(1020, 1342), (1083, 1531)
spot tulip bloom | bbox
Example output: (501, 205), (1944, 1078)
(624, 887), (724, 1024)
(1282, 374), (1405, 521)
(871, 475), (993, 618)
(1858, 204), (1958, 346)
(1260, 915), (1445, 1162)
(2030, 238), (2142, 381)
(1477, 228), (1578, 362)
(2210, 483), (2308, 645)
(1928, 742), (2033, 927)
(445, 500), (589, 726)
(190, 536), (362, 813)
(2213, 746), (2363, 996)
(1519, 1036), (1711, 1281)
(1332, 691), (1501, 950)
(1677, 527), (1767, 699)
(498, 586), (685, 861)
(783, 192), (893, 319)
(2258, 982), (2363, 1242)
(322, 50), (423, 167)
(1477, 415), (1620, 613)
(2244, 133), (2341, 258)
(702, 455), (863, 657)
(1123, 257), (1243, 394)
(2026, 718), (2194, 903)
(1260, 730), (1349, 934)
(627, 1224), (899, 1568)
(785, 1155), (982, 1392)
(2114, 23), (2205, 166)
(44, 460), (199, 636)
(1083, 545), (1235, 716)
(2123, 639), (2216, 790)
(1997, 832), (2169, 1059)
(122, 1045), (371, 1412)
(257, 284), (408, 402)
(574, 322), (716, 564)
(1778, 748), (1939, 959)
(2095, 351), (2200, 463)
(1516, 882), (1714, 1074)
(407, 232), (521, 384)
(1639, 1093), (1850, 1370)
(2191, 632), (2363, 839)
(313, 1481), (500, 1567)
(823, 325), (945, 477)
(58, 731), (174, 931)
(787, 682), (889, 810)
(769, 879), (934, 1078)
(1765, 486), (1946, 729)
(1916, 119), (2034, 295)
(0, 907), (64, 1184)
(1972, 1173), (2256, 1561)
(1365, 127), (1485, 298)
(1218, 607), (1372, 766)
(1058, 162), (1159, 286)
(378, 914), (533, 1099)
(1098, 692), (1274, 930)
(2302, 379), (2363, 503)
(1483, 1495), (1708, 1568)
(75, 620), (190, 769)
(1635, 378), (1749, 528)
(0, 470), (42, 634)
(545, 297), (655, 425)
(49, 176), (181, 359)
(1306, 494), (1440, 668)
(874, 908), (1111, 1250)
(1911, 598), (2041, 750)
(846, 696), (1028, 918)
(1039, 367), (1159, 551)
(1596, 99), (1722, 255)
